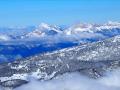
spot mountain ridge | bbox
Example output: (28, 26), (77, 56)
(1, 35), (120, 89)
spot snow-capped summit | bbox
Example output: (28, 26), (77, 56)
(24, 30), (45, 38)
(96, 21), (120, 30)
(37, 22), (62, 33)
(64, 21), (120, 36)
(107, 21), (120, 25)
(23, 23), (62, 38)
(1, 21), (120, 41)
(39, 23), (50, 29)
(64, 23), (93, 35)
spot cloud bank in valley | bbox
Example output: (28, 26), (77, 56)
(15, 69), (120, 90)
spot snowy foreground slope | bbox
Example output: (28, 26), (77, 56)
(0, 35), (120, 89)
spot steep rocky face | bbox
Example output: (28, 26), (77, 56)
(0, 35), (120, 89)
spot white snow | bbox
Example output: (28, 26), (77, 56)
(0, 35), (11, 41)
(0, 74), (28, 82)
(15, 69), (120, 90)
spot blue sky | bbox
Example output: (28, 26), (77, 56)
(0, 0), (120, 26)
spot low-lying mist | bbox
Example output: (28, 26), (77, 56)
(14, 69), (120, 90)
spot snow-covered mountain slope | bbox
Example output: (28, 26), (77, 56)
(22, 23), (62, 38)
(64, 23), (117, 41)
(1, 35), (120, 89)
(18, 21), (120, 44)
(64, 21), (120, 35)
(0, 35), (12, 41)
(0, 21), (120, 63)
(96, 21), (120, 30)
(64, 23), (94, 35)
(0, 21), (120, 43)
(26, 35), (120, 62)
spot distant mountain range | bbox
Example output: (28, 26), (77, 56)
(1, 21), (120, 89)
(0, 21), (120, 63)
(1, 21), (120, 41)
